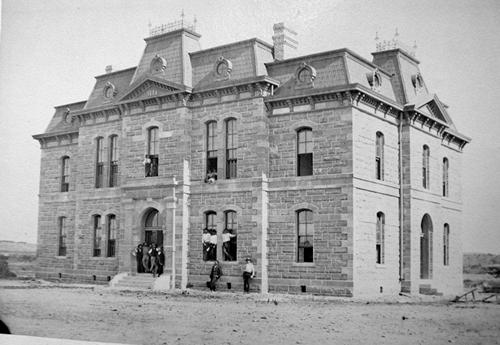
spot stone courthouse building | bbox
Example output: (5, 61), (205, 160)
(33, 21), (470, 296)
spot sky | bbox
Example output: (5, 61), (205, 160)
(0, 0), (499, 253)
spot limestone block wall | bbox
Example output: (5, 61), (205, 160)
(406, 126), (463, 294)
(36, 141), (79, 281)
(189, 97), (269, 181)
(266, 106), (354, 295)
(352, 107), (401, 296)
(120, 106), (190, 185)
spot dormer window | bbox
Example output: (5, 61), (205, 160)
(295, 62), (316, 88)
(103, 82), (117, 99)
(150, 54), (167, 74)
(214, 56), (232, 81)
(367, 70), (382, 91)
(411, 73), (424, 92)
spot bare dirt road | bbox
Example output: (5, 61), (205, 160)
(1, 280), (499, 345)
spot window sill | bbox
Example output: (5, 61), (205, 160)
(292, 262), (315, 267)
(375, 264), (386, 269)
(55, 256), (67, 259)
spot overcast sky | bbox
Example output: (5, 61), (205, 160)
(0, 0), (499, 253)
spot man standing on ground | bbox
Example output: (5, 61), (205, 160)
(242, 258), (255, 293)
(209, 260), (222, 291)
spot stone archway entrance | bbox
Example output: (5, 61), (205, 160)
(144, 208), (163, 247)
(420, 214), (433, 279)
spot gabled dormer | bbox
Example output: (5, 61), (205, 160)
(119, 76), (191, 102)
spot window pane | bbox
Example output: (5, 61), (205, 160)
(298, 153), (313, 176)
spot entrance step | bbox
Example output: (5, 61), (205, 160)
(419, 284), (443, 296)
(111, 273), (156, 290)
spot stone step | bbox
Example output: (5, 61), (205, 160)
(111, 273), (157, 290)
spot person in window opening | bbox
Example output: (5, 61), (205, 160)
(209, 260), (222, 292)
(222, 229), (236, 261)
(143, 155), (152, 177)
(157, 246), (165, 277)
(242, 258), (255, 293)
(132, 243), (144, 273)
(202, 228), (210, 261)
(149, 243), (158, 277)
(205, 171), (217, 184)
(208, 230), (218, 261)
(142, 242), (150, 273)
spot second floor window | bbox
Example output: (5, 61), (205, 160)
(297, 128), (313, 176)
(376, 212), (385, 264)
(109, 136), (119, 187)
(58, 216), (67, 256)
(442, 157), (449, 197)
(107, 214), (116, 257)
(61, 156), (70, 192)
(93, 215), (102, 257)
(297, 209), (313, 262)
(422, 145), (430, 189)
(95, 137), (105, 188)
(145, 127), (159, 177)
(226, 119), (237, 179)
(206, 121), (218, 180)
(376, 132), (384, 180)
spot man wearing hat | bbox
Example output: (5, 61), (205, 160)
(242, 258), (255, 293)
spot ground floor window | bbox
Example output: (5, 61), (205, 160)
(297, 209), (313, 262)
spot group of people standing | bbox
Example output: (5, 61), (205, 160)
(132, 243), (165, 277)
(202, 228), (237, 261)
(208, 257), (255, 293)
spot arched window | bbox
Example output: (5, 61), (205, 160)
(422, 145), (430, 189)
(223, 210), (237, 261)
(61, 156), (70, 192)
(95, 137), (105, 188)
(297, 209), (314, 262)
(442, 158), (449, 197)
(204, 211), (217, 261)
(226, 119), (237, 179)
(109, 135), (119, 187)
(420, 214), (433, 279)
(375, 132), (384, 180)
(206, 121), (218, 180)
(145, 127), (159, 177)
(297, 128), (313, 176)
(93, 215), (102, 257)
(58, 216), (67, 256)
(107, 214), (117, 257)
(443, 223), (450, 266)
(376, 212), (385, 264)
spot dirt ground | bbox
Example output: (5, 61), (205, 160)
(0, 280), (499, 345)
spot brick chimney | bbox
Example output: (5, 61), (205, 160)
(272, 22), (298, 61)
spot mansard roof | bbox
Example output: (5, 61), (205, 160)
(265, 48), (397, 102)
(84, 67), (136, 109)
(42, 101), (86, 134)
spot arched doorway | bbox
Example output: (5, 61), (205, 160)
(420, 214), (433, 279)
(144, 208), (163, 247)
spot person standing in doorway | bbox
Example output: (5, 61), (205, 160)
(142, 242), (150, 273)
(149, 243), (158, 277)
(157, 246), (165, 277)
(209, 260), (222, 291)
(132, 243), (144, 273)
(242, 258), (255, 293)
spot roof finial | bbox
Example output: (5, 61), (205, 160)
(394, 27), (399, 38)
(375, 31), (379, 42)
(194, 15), (197, 30)
(148, 20), (152, 35)
(181, 9), (185, 26)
